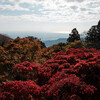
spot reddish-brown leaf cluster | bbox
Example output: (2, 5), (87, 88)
(1, 80), (40, 100)
(0, 37), (45, 75)
(12, 61), (38, 81)
(0, 48), (100, 100)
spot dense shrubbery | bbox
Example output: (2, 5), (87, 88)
(65, 40), (85, 50)
(1, 80), (41, 100)
(0, 37), (45, 74)
(0, 37), (65, 75)
(0, 48), (100, 100)
(1, 21), (100, 100)
(12, 61), (39, 81)
(34, 44), (65, 64)
(0, 37), (66, 84)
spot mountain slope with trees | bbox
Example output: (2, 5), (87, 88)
(0, 20), (100, 100)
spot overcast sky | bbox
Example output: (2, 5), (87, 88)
(0, 0), (100, 33)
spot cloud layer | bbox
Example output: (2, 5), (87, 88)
(0, 0), (100, 23)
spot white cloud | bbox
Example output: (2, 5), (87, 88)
(0, 4), (29, 11)
(0, 0), (100, 23)
(64, 0), (85, 3)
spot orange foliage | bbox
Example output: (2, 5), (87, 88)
(34, 44), (64, 64)
(0, 37), (45, 76)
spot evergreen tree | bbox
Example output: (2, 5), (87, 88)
(67, 28), (80, 42)
(85, 20), (100, 42)
(98, 20), (100, 26)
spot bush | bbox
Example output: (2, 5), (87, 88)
(65, 40), (85, 50)
(12, 61), (39, 81)
(0, 37), (44, 75)
(0, 48), (100, 100)
(1, 80), (41, 100)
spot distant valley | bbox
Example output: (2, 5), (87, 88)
(2, 32), (69, 41)
(0, 32), (85, 47)
(43, 38), (67, 47)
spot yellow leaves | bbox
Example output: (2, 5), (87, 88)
(0, 36), (44, 71)
(0, 73), (8, 79)
(65, 40), (85, 50)
(28, 94), (34, 100)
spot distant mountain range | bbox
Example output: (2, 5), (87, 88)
(2, 32), (69, 41)
(43, 37), (85, 47)
(43, 38), (67, 47)
(0, 32), (86, 47)
(0, 34), (12, 46)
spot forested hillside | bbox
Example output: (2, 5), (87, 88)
(0, 21), (100, 100)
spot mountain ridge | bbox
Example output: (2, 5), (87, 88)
(43, 38), (67, 47)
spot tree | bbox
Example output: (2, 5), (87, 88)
(67, 28), (80, 42)
(26, 36), (46, 48)
(98, 20), (100, 26)
(85, 20), (100, 42)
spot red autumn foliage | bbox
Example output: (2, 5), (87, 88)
(12, 61), (39, 81)
(0, 92), (14, 100)
(1, 80), (41, 100)
(44, 74), (97, 100)
(0, 48), (100, 100)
